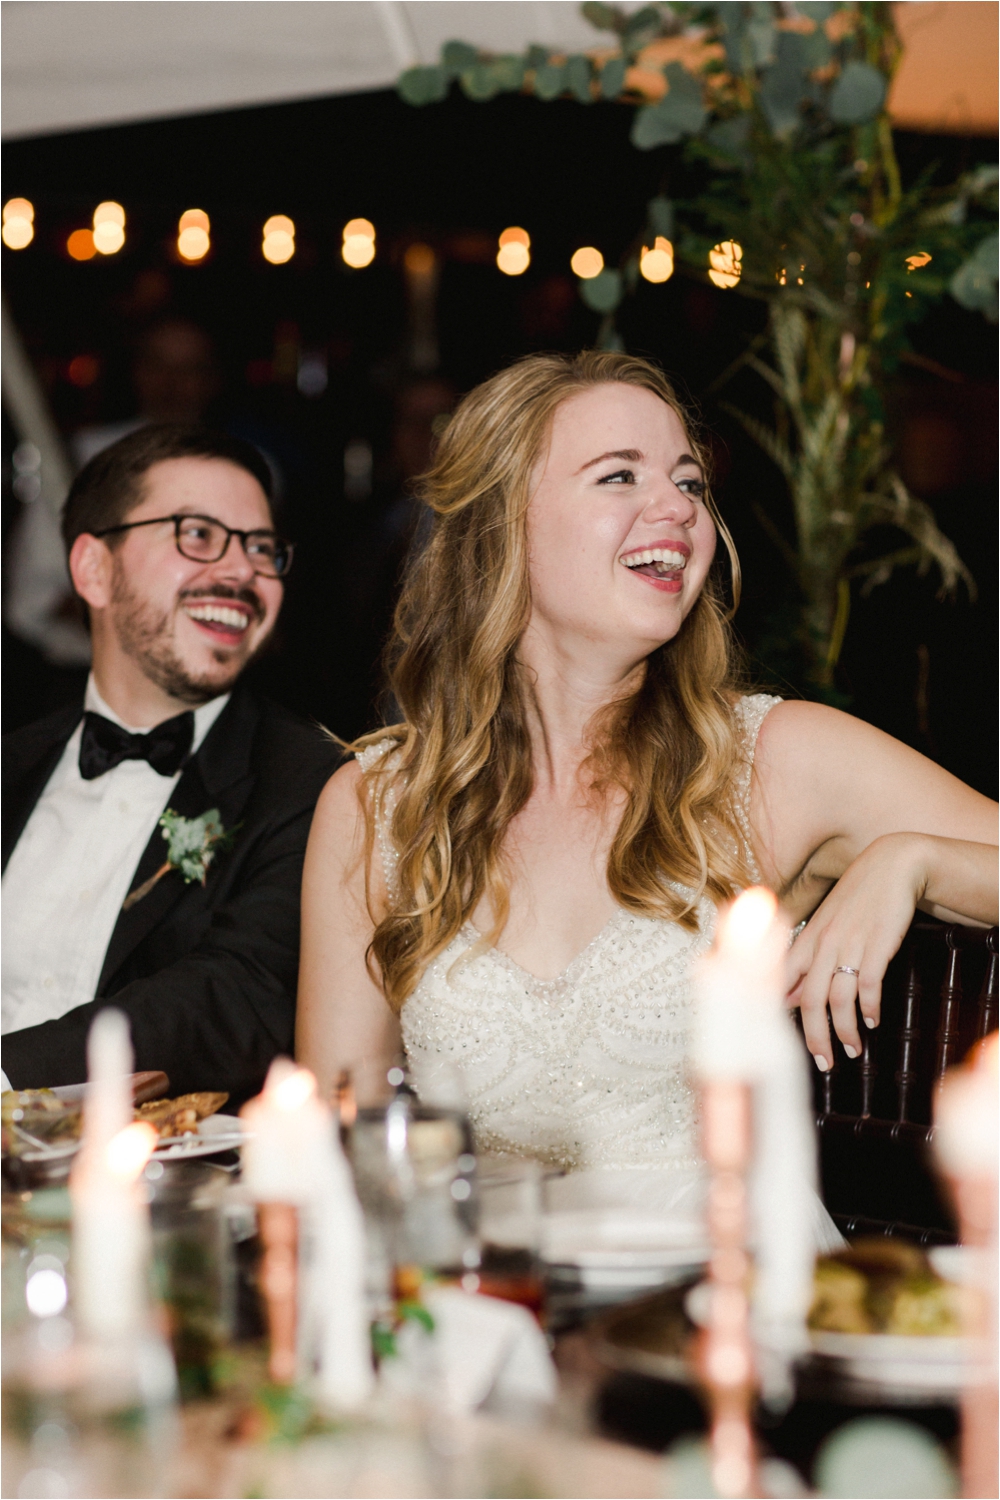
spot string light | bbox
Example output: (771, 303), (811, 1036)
(571, 246), (604, 279)
(67, 229), (96, 261)
(906, 252), (932, 271)
(342, 218), (375, 268)
(263, 214), (295, 265)
(640, 236), (674, 284)
(92, 201), (125, 255)
(497, 227), (530, 276)
(708, 240), (742, 289)
(177, 209), (210, 262)
(2, 198), (34, 250)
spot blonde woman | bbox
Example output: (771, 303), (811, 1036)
(298, 352), (996, 1193)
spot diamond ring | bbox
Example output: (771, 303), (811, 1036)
(833, 965), (860, 977)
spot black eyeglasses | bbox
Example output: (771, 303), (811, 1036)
(93, 513), (294, 579)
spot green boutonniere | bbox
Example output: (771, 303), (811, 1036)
(122, 808), (238, 911)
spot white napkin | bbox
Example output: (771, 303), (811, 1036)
(382, 1286), (556, 1415)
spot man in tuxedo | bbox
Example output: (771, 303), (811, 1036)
(2, 424), (340, 1106)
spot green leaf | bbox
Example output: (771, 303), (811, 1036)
(492, 54), (526, 91)
(623, 5), (663, 54)
(797, 1), (836, 18)
(829, 60), (886, 124)
(565, 54), (594, 104)
(398, 66), (448, 106)
(533, 61), (566, 100)
(759, 32), (813, 136)
(630, 61), (706, 147)
(441, 40), (479, 76)
(580, 269), (623, 313)
(460, 64), (500, 101)
(600, 56), (626, 99)
(648, 194), (675, 239)
(582, 1), (623, 34)
(525, 44), (549, 69)
(950, 234), (998, 322)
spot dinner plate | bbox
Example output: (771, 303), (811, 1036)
(807, 1330), (979, 1396)
(11, 1095), (247, 1163)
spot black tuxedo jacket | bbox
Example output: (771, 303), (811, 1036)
(2, 686), (341, 1106)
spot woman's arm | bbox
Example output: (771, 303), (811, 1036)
(296, 761), (401, 1102)
(750, 701), (998, 1069)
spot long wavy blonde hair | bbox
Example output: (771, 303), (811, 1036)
(352, 351), (754, 1012)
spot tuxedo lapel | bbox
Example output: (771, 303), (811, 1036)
(2, 703), (84, 872)
(96, 688), (261, 995)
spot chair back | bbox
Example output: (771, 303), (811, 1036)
(809, 917), (998, 1243)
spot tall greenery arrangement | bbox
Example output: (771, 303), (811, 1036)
(399, 2), (996, 694)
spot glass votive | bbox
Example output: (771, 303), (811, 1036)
(146, 1160), (234, 1399)
(475, 1158), (544, 1317)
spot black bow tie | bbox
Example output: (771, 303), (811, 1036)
(78, 710), (195, 781)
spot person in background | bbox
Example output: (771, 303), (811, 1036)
(72, 315), (222, 468)
(2, 424), (339, 1105)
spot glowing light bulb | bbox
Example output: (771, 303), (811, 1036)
(640, 236), (674, 283)
(497, 228), (531, 276)
(708, 240), (742, 289)
(67, 228), (96, 261)
(343, 235), (375, 268)
(93, 201), (125, 227)
(177, 208), (210, 263)
(92, 201), (126, 256)
(262, 214), (296, 264)
(571, 246), (604, 279)
(2, 198), (35, 250)
(906, 251), (932, 271)
(342, 218), (375, 268)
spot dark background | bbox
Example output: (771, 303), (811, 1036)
(3, 86), (996, 794)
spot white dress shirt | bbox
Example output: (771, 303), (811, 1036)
(1, 677), (229, 1041)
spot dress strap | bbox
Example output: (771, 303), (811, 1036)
(356, 738), (402, 903)
(732, 694), (782, 886)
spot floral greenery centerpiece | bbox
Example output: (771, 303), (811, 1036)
(399, 2), (996, 695)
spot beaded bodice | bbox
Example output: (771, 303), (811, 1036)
(357, 694), (780, 1171)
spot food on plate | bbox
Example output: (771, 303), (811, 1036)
(809, 1238), (964, 1337)
(135, 1092), (229, 1139)
(2, 1089), (82, 1151)
(2, 1086), (228, 1155)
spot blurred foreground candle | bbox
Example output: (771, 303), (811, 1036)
(934, 1033), (998, 1500)
(241, 1059), (373, 1410)
(71, 1009), (158, 1339)
(693, 888), (818, 1497)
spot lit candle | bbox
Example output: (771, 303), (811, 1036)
(692, 888), (819, 1494)
(70, 1009), (158, 1340)
(241, 1059), (373, 1410)
(933, 1033), (998, 1500)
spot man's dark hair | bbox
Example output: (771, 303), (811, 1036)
(61, 424), (274, 555)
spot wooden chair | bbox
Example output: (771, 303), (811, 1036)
(806, 916), (998, 1244)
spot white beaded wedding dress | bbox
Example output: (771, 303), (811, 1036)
(358, 694), (842, 1254)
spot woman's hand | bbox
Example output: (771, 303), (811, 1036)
(785, 833), (929, 1071)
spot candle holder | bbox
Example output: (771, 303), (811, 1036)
(697, 1077), (758, 1500)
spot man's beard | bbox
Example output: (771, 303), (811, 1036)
(110, 567), (265, 706)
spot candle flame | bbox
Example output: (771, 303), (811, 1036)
(106, 1121), (158, 1180)
(270, 1065), (317, 1112)
(719, 887), (778, 954)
